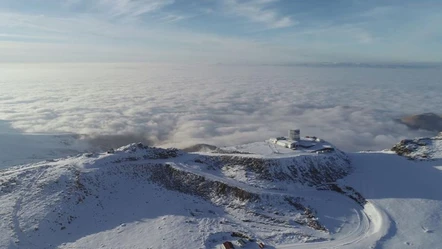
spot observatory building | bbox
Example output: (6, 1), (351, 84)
(269, 129), (301, 149)
(288, 129), (300, 141)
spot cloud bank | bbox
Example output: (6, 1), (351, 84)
(0, 63), (440, 151)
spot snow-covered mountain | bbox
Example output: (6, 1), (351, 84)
(1, 137), (441, 249)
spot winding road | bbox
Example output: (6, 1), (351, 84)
(169, 160), (391, 249)
(277, 202), (390, 249)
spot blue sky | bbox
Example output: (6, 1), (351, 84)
(0, 0), (441, 63)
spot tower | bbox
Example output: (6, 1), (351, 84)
(288, 129), (300, 141)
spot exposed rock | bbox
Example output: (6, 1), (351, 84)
(317, 184), (367, 206)
(398, 113), (442, 132)
(391, 134), (442, 160)
(149, 163), (259, 203)
(182, 144), (218, 152)
(198, 152), (351, 186)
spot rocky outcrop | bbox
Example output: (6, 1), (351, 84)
(182, 144), (218, 152)
(398, 113), (442, 132)
(317, 184), (366, 206)
(149, 163), (259, 203)
(197, 151), (351, 187)
(391, 134), (442, 159)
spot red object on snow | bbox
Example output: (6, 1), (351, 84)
(222, 241), (235, 249)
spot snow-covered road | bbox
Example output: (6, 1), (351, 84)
(169, 158), (391, 249)
(171, 150), (442, 249)
(277, 202), (389, 249)
(277, 151), (442, 249)
(343, 152), (442, 249)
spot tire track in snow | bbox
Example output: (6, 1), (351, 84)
(276, 202), (390, 249)
(11, 168), (47, 248)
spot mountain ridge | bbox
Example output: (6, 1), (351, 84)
(1, 137), (442, 248)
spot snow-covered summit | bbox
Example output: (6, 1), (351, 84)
(215, 137), (338, 158)
(1, 137), (442, 249)
(0, 140), (355, 249)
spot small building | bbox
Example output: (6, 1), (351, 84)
(270, 129), (303, 149)
(237, 239), (246, 247)
(221, 241), (235, 249)
(276, 140), (298, 149)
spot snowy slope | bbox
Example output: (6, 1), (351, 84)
(0, 142), (356, 249)
(1, 137), (442, 249)
(342, 152), (442, 249)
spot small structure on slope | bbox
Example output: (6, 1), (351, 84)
(269, 129), (334, 153)
(275, 139), (298, 149)
(221, 241), (235, 249)
(237, 238), (246, 247)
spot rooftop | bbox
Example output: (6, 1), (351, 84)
(219, 137), (335, 158)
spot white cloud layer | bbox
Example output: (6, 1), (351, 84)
(0, 63), (440, 151)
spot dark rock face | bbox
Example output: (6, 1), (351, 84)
(141, 162), (331, 231)
(182, 144), (218, 152)
(317, 184), (367, 206)
(391, 135), (442, 159)
(149, 163), (259, 203)
(391, 139), (418, 158)
(399, 113), (442, 132)
(198, 152), (351, 187)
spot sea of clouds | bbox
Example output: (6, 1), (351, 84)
(0, 63), (441, 152)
